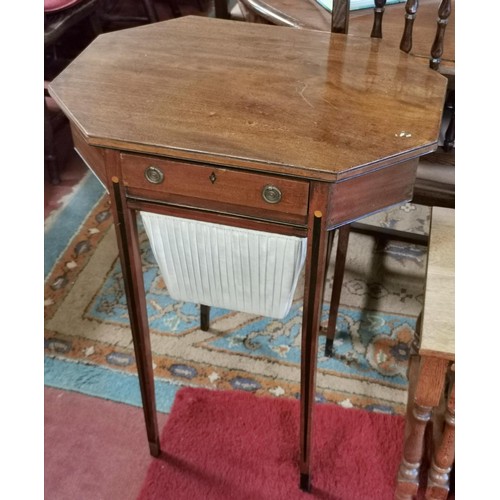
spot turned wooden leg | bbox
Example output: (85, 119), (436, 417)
(426, 378), (455, 499)
(395, 402), (433, 500)
(395, 356), (449, 499)
(200, 304), (210, 331)
(324, 224), (350, 357)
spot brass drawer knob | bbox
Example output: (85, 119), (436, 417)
(262, 184), (282, 204)
(144, 166), (164, 184)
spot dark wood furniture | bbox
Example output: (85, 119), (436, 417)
(44, 0), (102, 184)
(99, 0), (182, 25)
(48, 16), (447, 491)
(396, 207), (455, 499)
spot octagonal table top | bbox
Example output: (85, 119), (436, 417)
(49, 16), (447, 181)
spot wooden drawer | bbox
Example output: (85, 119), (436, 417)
(120, 153), (310, 224)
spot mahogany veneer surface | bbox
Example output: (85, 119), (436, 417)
(49, 16), (447, 182)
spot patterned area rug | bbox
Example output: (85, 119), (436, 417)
(44, 171), (430, 415)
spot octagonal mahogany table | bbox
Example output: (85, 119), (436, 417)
(49, 15), (447, 491)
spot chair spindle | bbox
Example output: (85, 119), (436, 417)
(430, 0), (452, 70)
(370, 0), (387, 38)
(400, 0), (419, 53)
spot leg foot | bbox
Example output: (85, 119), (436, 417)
(299, 209), (327, 496)
(300, 472), (311, 492)
(200, 304), (210, 331)
(149, 440), (161, 457)
(324, 337), (334, 358)
(324, 225), (350, 357)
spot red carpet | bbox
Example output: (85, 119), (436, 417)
(138, 387), (406, 499)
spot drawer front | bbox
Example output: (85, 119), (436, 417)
(121, 154), (310, 222)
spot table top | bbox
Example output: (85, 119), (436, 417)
(49, 16), (447, 182)
(238, 0), (455, 73)
(420, 206), (455, 360)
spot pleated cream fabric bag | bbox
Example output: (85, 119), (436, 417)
(140, 213), (307, 319)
